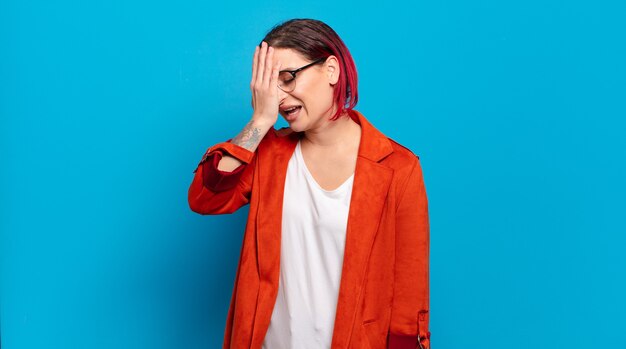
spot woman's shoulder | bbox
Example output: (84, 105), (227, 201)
(382, 138), (427, 194)
(355, 110), (420, 168)
(385, 136), (421, 168)
(256, 126), (300, 150)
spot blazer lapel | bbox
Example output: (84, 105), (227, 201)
(330, 110), (394, 348)
(250, 128), (300, 348)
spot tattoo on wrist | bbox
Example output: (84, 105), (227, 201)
(231, 120), (261, 150)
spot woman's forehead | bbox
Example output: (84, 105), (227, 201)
(272, 48), (309, 70)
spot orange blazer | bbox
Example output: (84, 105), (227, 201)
(188, 110), (430, 349)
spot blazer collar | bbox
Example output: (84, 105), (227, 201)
(349, 109), (394, 162)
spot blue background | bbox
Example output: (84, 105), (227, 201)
(1, 0), (625, 348)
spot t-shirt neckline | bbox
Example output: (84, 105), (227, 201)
(295, 140), (354, 194)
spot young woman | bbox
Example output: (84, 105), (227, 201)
(188, 18), (430, 349)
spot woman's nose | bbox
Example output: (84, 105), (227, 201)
(278, 86), (289, 101)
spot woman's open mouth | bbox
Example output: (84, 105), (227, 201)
(284, 106), (302, 121)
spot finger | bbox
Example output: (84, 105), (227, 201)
(257, 41), (267, 85)
(270, 60), (282, 91)
(263, 46), (274, 87)
(251, 45), (259, 89)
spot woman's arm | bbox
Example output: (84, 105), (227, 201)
(188, 42), (282, 214)
(187, 117), (273, 215)
(216, 118), (272, 172)
(188, 137), (255, 215)
(388, 157), (431, 349)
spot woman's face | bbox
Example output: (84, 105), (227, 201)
(273, 48), (340, 132)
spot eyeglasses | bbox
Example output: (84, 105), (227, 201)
(278, 57), (327, 92)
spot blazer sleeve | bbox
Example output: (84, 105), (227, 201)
(187, 139), (256, 215)
(388, 156), (431, 349)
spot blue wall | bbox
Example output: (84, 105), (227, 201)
(1, 0), (625, 348)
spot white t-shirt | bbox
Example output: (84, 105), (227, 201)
(262, 139), (355, 349)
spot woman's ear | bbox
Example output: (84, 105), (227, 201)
(325, 55), (340, 85)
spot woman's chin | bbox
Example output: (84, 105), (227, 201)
(288, 123), (301, 132)
(285, 118), (304, 132)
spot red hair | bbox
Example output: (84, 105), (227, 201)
(261, 19), (359, 121)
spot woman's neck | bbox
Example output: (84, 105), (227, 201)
(302, 112), (361, 149)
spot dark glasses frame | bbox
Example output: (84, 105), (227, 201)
(278, 57), (328, 92)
